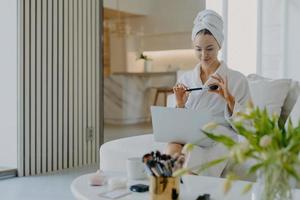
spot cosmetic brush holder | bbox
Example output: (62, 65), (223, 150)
(149, 176), (180, 200)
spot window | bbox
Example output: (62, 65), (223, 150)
(206, 0), (257, 76)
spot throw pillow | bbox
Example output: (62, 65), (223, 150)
(281, 81), (300, 124)
(288, 95), (300, 125)
(247, 74), (291, 116)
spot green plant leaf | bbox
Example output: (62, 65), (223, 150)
(223, 178), (232, 194)
(247, 162), (264, 175)
(286, 142), (300, 154)
(282, 163), (300, 181)
(241, 183), (253, 194)
(172, 168), (190, 177)
(202, 131), (236, 147)
(182, 143), (195, 154)
(194, 157), (227, 174)
(287, 118), (293, 133)
(197, 105), (300, 191)
(233, 123), (258, 147)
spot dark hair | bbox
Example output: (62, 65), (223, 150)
(196, 29), (213, 36)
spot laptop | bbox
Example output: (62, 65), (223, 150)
(150, 106), (229, 145)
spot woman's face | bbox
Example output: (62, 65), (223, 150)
(193, 33), (220, 66)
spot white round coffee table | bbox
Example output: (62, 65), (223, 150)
(71, 172), (249, 200)
(71, 171), (300, 200)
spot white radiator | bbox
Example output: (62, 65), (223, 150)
(18, 0), (103, 176)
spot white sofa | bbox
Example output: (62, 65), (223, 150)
(100, 74), (300, 180)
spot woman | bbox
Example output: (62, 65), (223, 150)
(166, 10), (251, 156)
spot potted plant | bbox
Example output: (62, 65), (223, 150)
(174, 102), (300, 200)
(137, 52), (152, 72)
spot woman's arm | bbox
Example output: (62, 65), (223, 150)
(209, 74), (236, 114)
(173, 83), (190, 108)
(225, 76), (252, 119)
(209, 73), (251, 116)
(225, 93), (235, 114)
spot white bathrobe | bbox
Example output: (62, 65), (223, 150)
(178, 61), (251, 121)
(178, 61), (251, 176)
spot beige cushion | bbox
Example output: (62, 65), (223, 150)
(288, 95), (300, 125)
(247, 74), (291, 118)
(281, 80), (300, 124)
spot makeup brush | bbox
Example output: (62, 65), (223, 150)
(142, 154), (155, 176)
(147, 160), (161, 177)
(185, 84), (218, 92)
(142, 153), (153, 163)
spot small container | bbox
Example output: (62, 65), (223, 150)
(149, 176), (180, 200)
(126, 157), (147, 180)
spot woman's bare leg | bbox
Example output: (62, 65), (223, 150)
(165, 143), (184, 156)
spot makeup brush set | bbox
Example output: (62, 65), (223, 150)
(142, 151), (185, 177)
(142, 151), (211, 200)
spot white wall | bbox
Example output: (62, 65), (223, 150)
(227, 0), (257, 76)
(0, 0), (17, 168)
(206, 0), (226, 64)
(126, 0), (205, 51)
(206, 0), (223, 16)
(207, 0), (257, 76)
(114, 0), (205, 73)
(286, 0), (300, 81)
(108, 0), (205, 73)
(129, 0), (204, 35)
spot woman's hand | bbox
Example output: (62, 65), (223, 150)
(173, 83), (190, 108)
(210, 73), (235, 113)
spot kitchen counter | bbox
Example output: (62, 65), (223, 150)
(104, 71), (177, 124)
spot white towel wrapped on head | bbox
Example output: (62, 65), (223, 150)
(191, 9), (224, 48)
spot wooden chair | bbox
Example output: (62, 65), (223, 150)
(153, 87), (174, 106)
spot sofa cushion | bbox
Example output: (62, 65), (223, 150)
(281, 80), (300, 124)
(100, 134), (166, 172)
(288, 95), (300, 125)
(247, 74), (291, 117)
(184, 142), (229, 177)
(100, 133), (231, 177)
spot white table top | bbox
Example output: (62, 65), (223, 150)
(71, 172), (300, 200)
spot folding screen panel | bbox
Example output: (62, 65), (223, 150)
(18, 0), (103, 176)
